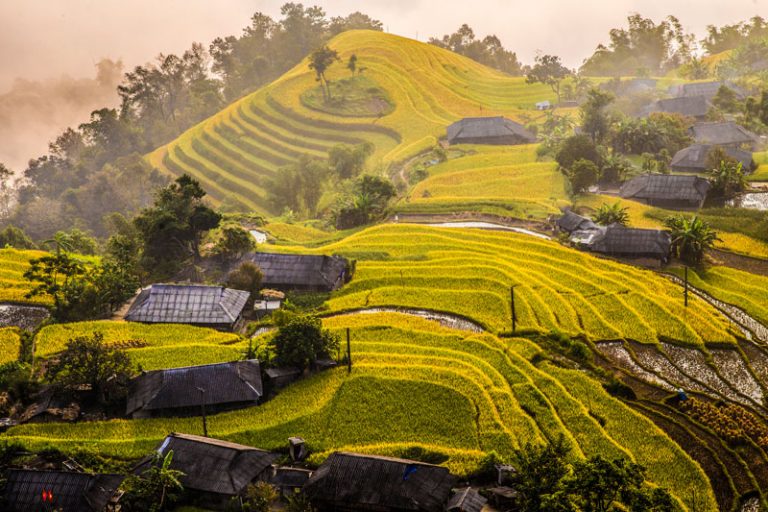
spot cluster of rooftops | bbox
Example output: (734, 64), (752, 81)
(4, 432), (497, 512)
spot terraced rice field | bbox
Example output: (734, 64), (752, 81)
(669, 266), (768, 329)
(147, 30), (561, 213)
(35, 321), (245, 371)
(749, 151), (768, 181)
(278, 224), (736, 346)
(2, 313), (716, 511)
(0, 327), (21, 365)
(398, 144), (569, 219)
(0, 248), (52, 306)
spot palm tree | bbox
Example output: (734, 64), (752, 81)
(664, 215), (719, 265)
(591, 202), (629, 226)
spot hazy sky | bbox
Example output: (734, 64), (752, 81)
(2, 0), (767, 90)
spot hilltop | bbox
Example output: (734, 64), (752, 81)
(146, 30), (559, 213)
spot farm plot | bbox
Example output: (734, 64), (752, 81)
(0, 327), (21, 365)
(279, 224), (736, 345)
(148, 30), (557, 213)
(34, 321), (245, 371)
(399, 144), (569, 219)
(2, 313), (716, 510)
(0, 248), (52, 306)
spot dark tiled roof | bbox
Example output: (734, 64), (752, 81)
(125, 284), (249, 326)
(677, 81), (745, 100)
(303, 452), (456, 512)
(588, 226), (671, 258)
(126, 360), (263, 416)
(4, 470), (124, 512)
(447, 116), (536, 144)
(144, 433), (278, 496)
(447, 487), (487, 512)
(620, 174), (710, 202)
(691, 122), (758, 146)
(556, 210), (598, 233)
(246, 253), (349, 291)
(671, 144), (753, 172)
(652, 96), (710, 117)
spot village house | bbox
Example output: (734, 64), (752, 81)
(125, 283), (250, 331)
(556, 209), (598, 234)
(3, 469), (124, 512)
(446, 116), (536, 145)
(245, 252), (351, 292)
(620, 174), (711, 209)
(446, 487), (488, 512)
(136, 433), (278, 510)
(126, 359), (263, 418)
(690, 121), (759, 150)
(670, 81), (745, 101)
(586, 225), (672, 264)
(670, 144), (754, 173)
(644, 95), (710, 120)
(302, 452), (456, 512)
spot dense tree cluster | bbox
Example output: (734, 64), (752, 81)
(701, 16), (768, 55)
(580, 14), (695, 76)
(429, 24), (523, 75)
(3, 4), (383, 241)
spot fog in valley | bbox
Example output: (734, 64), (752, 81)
(0, 0), (765, 172)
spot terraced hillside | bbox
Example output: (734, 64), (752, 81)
(398, 144), (569, 218)
(0, 248), (52, 306)
(0, 327), (21, 365)
(35, 321), (245, 371)
(3, 313), (717, 511)
(278, 224), (737, 346)
(147, 30), (559, 213)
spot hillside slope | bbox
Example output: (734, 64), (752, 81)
(147, 30), (559, 213)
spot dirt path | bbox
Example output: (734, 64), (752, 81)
(709, 249), (768, 277)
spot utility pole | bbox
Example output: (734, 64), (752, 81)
(346, 328), (352, 373)
(684, 266), (689, 308)
(197, 387), (208, 437)
(510, 285), (518, 334)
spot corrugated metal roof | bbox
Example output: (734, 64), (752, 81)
(125, 284), (249, 326)
(4, 470), (124, 511)
(671, 144), (753, 171)
(303, 452), (456, 512)
(126, 360), (263, 415)
(691, 122), (758, 146)
(141, 433), (278, 496)
(246, 253), (348, 291)
(447, 117), (536, 144)
(620, 174), (710, 202)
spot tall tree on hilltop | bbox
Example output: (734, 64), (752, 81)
(309, 45), (340, 99)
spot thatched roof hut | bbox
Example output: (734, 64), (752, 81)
(670, 144), (754, 173)
(620, 174), (711, 209)
(246, 253), (350, 292)
(691, 122), (758, 149)
(587, 226), (671, 262)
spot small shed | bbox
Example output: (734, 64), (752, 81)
(302, 452), (456, 512)
(556, 210), (598, 234)
(647, 96), (710, 119)
(137, 432), (278, 510)
(670, 144), (754, 173)
(447, 117), (536, 146)
(446, 487), (487, 512)
(3, 469), (124, 512)
(20, 387), (79, 423)
(620, 174), (711, 209)
(246, 253), (350, 292)
(265, 366), (302, 390)
(586, 226), (671, 263)
(271, 467), (313, 496)
(690, 122), (759, 149)
(125, 284), (249, 331)
(126, 359), (263, 418)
